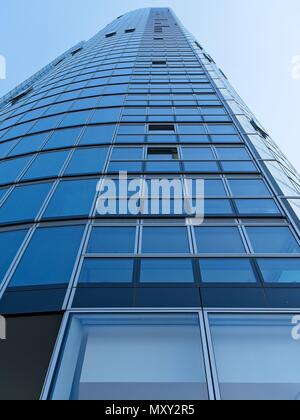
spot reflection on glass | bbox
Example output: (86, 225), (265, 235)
(51, 314), (209, 400)
(209, 314), (300, 400)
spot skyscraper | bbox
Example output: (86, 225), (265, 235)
(0, 7), (300, 400)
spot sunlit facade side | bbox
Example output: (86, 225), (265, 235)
(0, 8), (300, 400)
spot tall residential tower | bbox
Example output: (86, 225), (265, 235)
(0, 8), (300, 400)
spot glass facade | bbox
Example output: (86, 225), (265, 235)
(0, 7), (300, 400)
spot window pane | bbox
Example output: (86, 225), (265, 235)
(108, 161), (143, 173)
(207, 124), (238, 135)
(78, 258), (134, 284)
(204, 180), (227, 198)
(9, 133), (49, 156)
(111, 147), (144, 160)
(0, 182), (52, 224)
(228, 179), (271, 197)
(89, 108), (121, 124)
(0, 229), (28, 284)
(195, 227), (246, 254)
(140, 259), (195, 283)
(142, 227), (190, 254)
(182, 147), (214, 160)
(146, 161), (181, 172)
(59, 111), (91, 128)
(178, 125), (206, 135)
(184, 162), (219, 173)
(51, 314), (208, 400)
(79, 125), (116, 146)
(43, 179), (97, 219)
(147, 148), (178, 161)
(43, 128), (82, 150)
(205, 199), (234, 216)
(0, 156), (32, 185)
(64, 148), (108, 175)
(148, 134), (178, 143)
(210, 134), (241, 143)
(0, 188), (8, 202)
(9, 225), (85, 287)
(88, 227), (136, 254)
(246, 227), (300, 254)
(257, 259), (300, 283)
(29, 115), (63, 133)
(118, 125), (145, 135)
(22, 151), (69, 180)
(235, 199), (281, 216)
(216, 147), (251, 160)
(200, 258), (256, 283)
(0, 139), (19, 159)
(221, 162), (257, 173)
(209, 314), (300, 400)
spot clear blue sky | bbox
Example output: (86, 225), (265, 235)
(0, 0), (300, 169)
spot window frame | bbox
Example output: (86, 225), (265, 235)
(41, 308), (300, 401)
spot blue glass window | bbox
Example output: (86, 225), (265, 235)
(257, 259), (300, 283)
(148, 135), (177, 143)
(0, 182), (52, 224)
(142, 227), (190, 254)
(146, 161), (181, 172)
(90, 108), (121, 124)
(108, 161), (143, 173)
(43, 127), (82, 150)
(140, 258), (195, 283)
(111, 147), (144, 160)
(50, 314), (208, 400)
(78, 258), (134, 283)
(184, 162), (219, 172)
(200, 258), (256, 283)
(204, 180), (227, 197)
(59, 111), (92, 128)
(0, 156), (32, 185)
(71, 97), (100, 111)
(210, 135), (241, 143)
(179, 135), (210, 144)
(235, 199), (281, 216)
(64, 147), (108, 175)
(205, 199), (234, 216)
(207, 124), (238, 135)
(100, 95), (125, 107)
(182, 147), (215, 160)
(118, 125), (145, 135)
(0, 229), (28, 284)
(228, 179), (271, 197)
(216, 147), (251, 160)
(44, 102), (72, 116)
(2, 121), (34, 140)
(0, 188), (8, 202)
(43, 179), (97, 219)
(9, 133), (49, 156)
(9, 225), (85, 287)
(246, 227), (300, 254)
(195, 227), (246, 254)
(79, 125), (116, 146)
(178, 125), (206, 135)
(29, 115), (63, 133)
(209, 314), (300, 400)
(221, 162), (257, 173)
(0, 139), (19, 159)
(22, 150), (70, 180)
(88, 227), (136, 254)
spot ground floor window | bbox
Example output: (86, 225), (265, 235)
(50, 313), (209, 400)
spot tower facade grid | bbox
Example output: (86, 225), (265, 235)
(0, 8), (300, 400)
